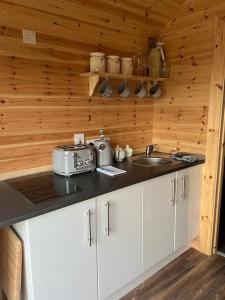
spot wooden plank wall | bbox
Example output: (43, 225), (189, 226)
(2, 0), (223, 179)
(152, 0), (217, 154)
(152, 0), (225, 155)
(1, 0), (187, 179)
(155, 0), (225, 255)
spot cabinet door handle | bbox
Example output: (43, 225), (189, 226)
(181, 175), (185, 200)
(171, 179), (176, 204)
(105, 201), (110, 236)
(87, 210), (92, 247)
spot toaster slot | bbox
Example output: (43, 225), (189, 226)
(73, 152), (78, 168)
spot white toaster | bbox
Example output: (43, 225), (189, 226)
(53, 144), (96, 176)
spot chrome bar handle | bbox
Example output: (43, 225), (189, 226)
(181, 175), (185, 200)
(105, 201), (110, 236)
(171, 179), (176, 204)
(87, 210), (92, 247)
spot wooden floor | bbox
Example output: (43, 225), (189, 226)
(122, 248), (225, 300)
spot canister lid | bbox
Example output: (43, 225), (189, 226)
(121, 57), (132, 61)
(90, 52), (105, 57)
(106, 55), (120, 60)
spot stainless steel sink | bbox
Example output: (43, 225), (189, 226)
(128, 155), (180, 167)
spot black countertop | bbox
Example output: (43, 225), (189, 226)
(0, 155), (204, 228)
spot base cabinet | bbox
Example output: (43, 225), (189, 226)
(143, 165), (202, 271)
(13, 165), (203, 300)
(14, 198), (98, 300)
(175, 165), (202, 251)
(14, 184), (142, 300)
(143, 172), (176, 271)
(97, 184), (142, 300)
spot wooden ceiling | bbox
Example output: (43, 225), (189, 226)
(2, 0), (186, 52)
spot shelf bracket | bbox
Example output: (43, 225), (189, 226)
(89, 75), (99, 96)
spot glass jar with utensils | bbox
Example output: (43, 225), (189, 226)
(160, 62), (170, 78)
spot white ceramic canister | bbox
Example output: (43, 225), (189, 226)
(114, 146), (126, 161)
(106, 55), (120, 74)
(90, 52), (105, 72)
(125, 145), (134, 158)
(121, 57), (133, 75)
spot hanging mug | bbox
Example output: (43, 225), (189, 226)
(149, 81), (162, 98)
(134, 81), (148, 98)
(117, 80), (131, 98)
(98, 77), (113, 97)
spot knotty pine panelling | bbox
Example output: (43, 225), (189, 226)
(151, 0), (225, 154)
(2, 0), (220, 178)
(1, 0), (185, 178)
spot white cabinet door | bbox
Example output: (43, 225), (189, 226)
(143, 173), (176, 272)
(175, 165), (202, 251)
(27, 198), (98, 300)
(97, 184), (142, 300)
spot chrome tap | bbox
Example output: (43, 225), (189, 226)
(146, 144), (158, 157)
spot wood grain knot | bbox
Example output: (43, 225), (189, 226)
(215, 84), (223, 90)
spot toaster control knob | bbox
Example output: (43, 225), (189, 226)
(99, 144), (105, 151)
(77, 161), (83, 166)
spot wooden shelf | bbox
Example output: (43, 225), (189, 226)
(80, 72), (166, 96)
(81, 72), (166, 81)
